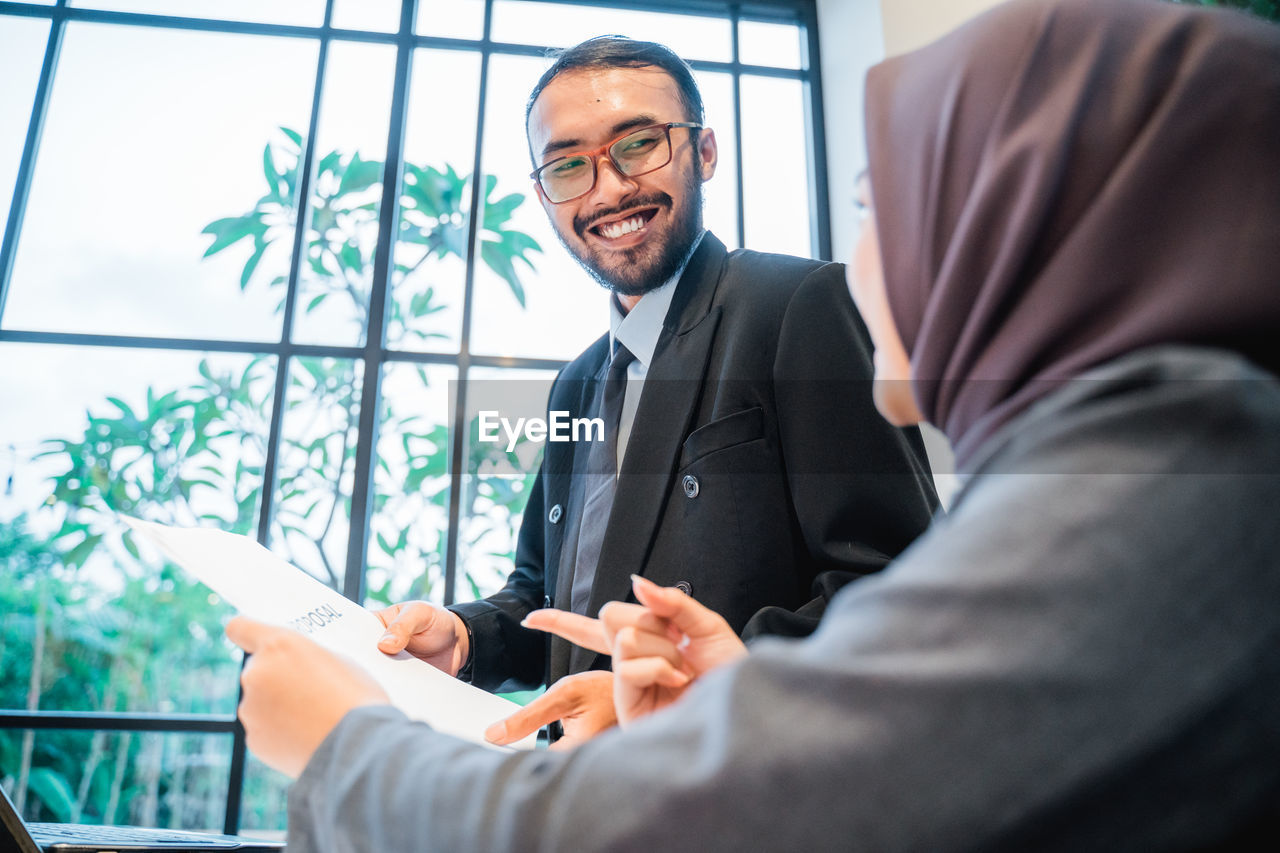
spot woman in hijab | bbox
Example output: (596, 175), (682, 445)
(227, 1), (1280, 850)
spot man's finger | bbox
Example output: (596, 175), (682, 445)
(376, 602), (431, 653)
(226, 616), (273, 654)
(521, 609), (610, 655)
(373, 604), (397, 630)
(484, 686), (576, 745)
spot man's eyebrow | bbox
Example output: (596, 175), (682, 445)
(539, 114), (662, 161)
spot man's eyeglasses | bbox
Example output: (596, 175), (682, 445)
(530, 122), (702, 204)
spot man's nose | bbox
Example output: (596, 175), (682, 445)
(589, 156), (638, 204)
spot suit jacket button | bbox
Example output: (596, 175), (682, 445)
(675, 581), (693, 596)
(548, 503), (563, 524)
(682, 474), (700, 498)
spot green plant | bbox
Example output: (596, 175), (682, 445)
(2, 128), (544, 828)
(1171, 0), (1280, 21)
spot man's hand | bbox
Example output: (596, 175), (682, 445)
(522, 575), (748, 726)
(226, 617), (390, 779)
(483, 670), (617, 751)
(374, 600), (469, 676)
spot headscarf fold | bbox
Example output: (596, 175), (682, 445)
(865, 0), (1280, 469)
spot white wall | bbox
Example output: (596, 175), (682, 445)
(879, 0), (1005, 55)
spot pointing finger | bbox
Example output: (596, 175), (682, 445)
(484, 686), (575, 745)
(521, 609), (610, 655)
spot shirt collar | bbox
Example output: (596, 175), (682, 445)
(608, 230), (705, 368)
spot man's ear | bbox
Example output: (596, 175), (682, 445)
(697, 127), (718, 181)
(532, 180), (553, 214)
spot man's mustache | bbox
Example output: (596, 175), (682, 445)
(573, 192), (673, 239)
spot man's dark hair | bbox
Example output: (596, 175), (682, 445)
(525, 36), (705, 129)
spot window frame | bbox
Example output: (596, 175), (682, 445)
(0, 0), (830, 833)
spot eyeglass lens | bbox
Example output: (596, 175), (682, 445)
(539, 125), (674, 203)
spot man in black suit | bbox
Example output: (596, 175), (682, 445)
(375, 36), (938, 746)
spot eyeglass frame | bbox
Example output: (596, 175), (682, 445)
(529, 121), (704, 204)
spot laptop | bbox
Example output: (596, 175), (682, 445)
(2, 783), (282, 853)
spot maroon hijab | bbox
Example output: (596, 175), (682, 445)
(864, 0), (1280, 470)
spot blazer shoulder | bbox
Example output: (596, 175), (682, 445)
(713, 249), (849, 334)
(718, 249), (845, 308)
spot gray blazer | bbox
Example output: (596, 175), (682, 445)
(286, 346), (1280, 851)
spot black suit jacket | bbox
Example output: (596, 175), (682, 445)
(451, 232), (939, 692)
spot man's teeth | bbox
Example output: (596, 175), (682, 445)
(598, 215), (646, 239)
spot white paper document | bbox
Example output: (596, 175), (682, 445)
(123, 516), (536, 751)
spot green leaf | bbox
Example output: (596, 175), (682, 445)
(481, 241), (526, 307)
(240, 238), (269, 290)
(317, 150), (342, 178)
(263, 143), (282, 199)
(483, 192), (524, 227)
(281, 126), (304, 147)
(63, 532), (103, 569)
(200, 215), (262, 258)
(26, 768), (76, 823)
(338, 153), (384, 196)
(375, 531), (395, 556)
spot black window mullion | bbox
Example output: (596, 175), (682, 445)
(225, 1), (339, 834)
(255, 3), (333, 569)
(0, 0), (65, 323)
(441, 0), (496, 608)
(798, 2), (831, 261)
(341, 0), (418, 604)
(730, 5), (747, 250)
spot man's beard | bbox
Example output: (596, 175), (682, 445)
(555, 164), (704, 297)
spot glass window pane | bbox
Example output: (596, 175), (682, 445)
(0, 343), (272, 715)
(470, 53), (607, 361)
(4, 23), (317, 342)
(388, 48), (482, 353)
(454, 367), (553, 599)
(0, 15), (50, 245)
(1, 732), (234, 828)
(268, 356), (364, 591)
(70, 0), (325, 27)
(740, 75), (812, 258)
(738, 20), (803, 69)
(491, 1), (732, 62)
(417, 0), (485, 40)
(291, 40), (396, 348)
(694, 70), (739, 251)
(331, 0), (401, 33)
(365, 362), (454, 607)
(238, 756), (290, 839)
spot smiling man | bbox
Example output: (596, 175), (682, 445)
(372, 36), (940, 746)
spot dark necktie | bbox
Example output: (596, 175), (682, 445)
(569, 342), (635, 615)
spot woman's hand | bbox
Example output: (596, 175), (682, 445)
(522, 575), (747, 726)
